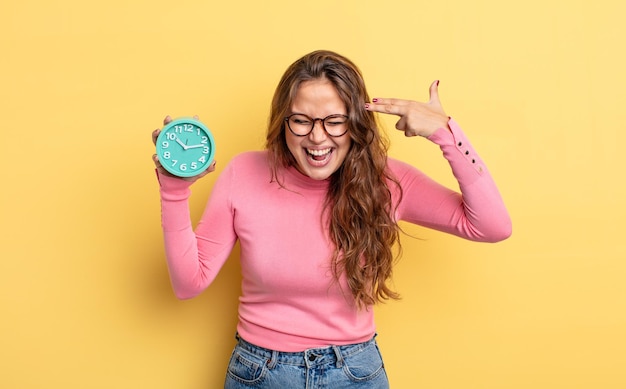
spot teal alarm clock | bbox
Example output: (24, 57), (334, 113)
(155, 118), (216, 177)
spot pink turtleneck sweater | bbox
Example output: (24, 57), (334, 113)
(156, 119), (511, 352)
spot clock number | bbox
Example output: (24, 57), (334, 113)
(199, 156), (206, 163)
(167, 133), (176, 140)
(171, 160), (178, 166)
(203, 146), (209, 154)
(163, 151), (171, 159)
(161, 141), (169, 148)
(201, 136), (208, 144)
(174, 125), (183, 133)
(180, 163), (187, 171)
(191, 162), (198, 169)
(184, 124), (194, 132)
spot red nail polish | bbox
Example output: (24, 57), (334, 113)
(365, 103), (370, 109)
(372, 98), (378, 103)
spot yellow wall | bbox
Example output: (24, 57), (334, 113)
(2, 0), (625, 388)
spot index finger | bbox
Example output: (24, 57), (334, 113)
(365, 98), (412, 116)
(152, 128), (160, 145)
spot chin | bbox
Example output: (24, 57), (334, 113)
(296, 164), (335, 180)
(307, 170), (335, 181)
(296, 154), (342, 180)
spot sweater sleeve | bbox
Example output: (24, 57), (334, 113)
(157, 165), (238, 299)
(394, 118), (512, 242)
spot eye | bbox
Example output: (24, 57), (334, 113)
(290, 114), (312, 125)
(325, 115), (348, 126)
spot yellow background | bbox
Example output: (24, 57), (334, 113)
(2, 0), (625, 388)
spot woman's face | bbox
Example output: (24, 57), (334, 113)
(285, 79), (352, 181)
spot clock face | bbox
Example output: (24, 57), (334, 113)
(155, 118), (215, 177)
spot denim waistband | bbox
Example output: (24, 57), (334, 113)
(234, 334), (377, 369)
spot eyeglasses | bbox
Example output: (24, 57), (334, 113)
(284, 113), (349, 137)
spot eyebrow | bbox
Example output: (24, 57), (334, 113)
(288, 112), (348, 117)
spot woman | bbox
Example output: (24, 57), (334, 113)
(152, 50), (511, 388)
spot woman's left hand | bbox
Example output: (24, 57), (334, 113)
(365, 80), (450, 138)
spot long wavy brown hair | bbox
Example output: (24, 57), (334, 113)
(266, 50), (402, 308)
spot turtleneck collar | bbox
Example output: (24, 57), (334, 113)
(279, 164), (331, 192)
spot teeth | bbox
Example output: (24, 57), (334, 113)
(307, 148), (331, 156)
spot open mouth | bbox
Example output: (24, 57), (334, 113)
(306, 148), (333, 164)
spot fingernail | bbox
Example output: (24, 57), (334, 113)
(372, 98), (378, 103)
(365, 103), (370, 109)
(436, 80), (440, 86)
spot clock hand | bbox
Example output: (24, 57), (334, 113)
(185, 144), (205, 149)
(175, 137), (188, 150)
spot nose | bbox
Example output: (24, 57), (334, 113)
(309, 119), (328, 143)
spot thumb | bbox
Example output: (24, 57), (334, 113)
(428, 80), (441, 104)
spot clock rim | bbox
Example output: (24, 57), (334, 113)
(155, 117), (216, 178)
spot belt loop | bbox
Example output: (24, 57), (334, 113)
(332, 345), (344, 368)
(266, 350), (279, 370)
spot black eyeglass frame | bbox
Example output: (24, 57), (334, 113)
(284, 113), (350, 137)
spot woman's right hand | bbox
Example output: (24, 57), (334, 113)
(151, 115), (217, 182)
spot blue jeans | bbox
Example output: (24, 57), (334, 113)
(224, 334), (389, 388)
